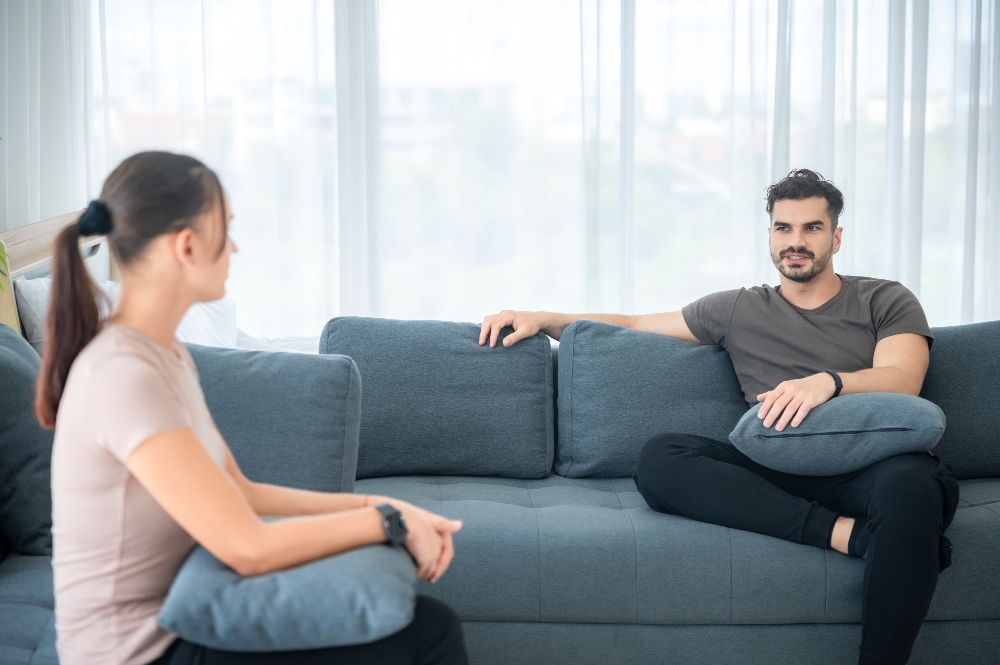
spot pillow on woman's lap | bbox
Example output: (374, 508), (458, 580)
(728, 393), (946, 476)
(159, 543), (417, 651)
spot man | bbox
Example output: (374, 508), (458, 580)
(478, 169), (958, 665)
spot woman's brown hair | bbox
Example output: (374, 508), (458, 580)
(36, 151), (226, 428)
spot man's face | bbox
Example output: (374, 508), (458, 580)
(768, 196), (842, 283)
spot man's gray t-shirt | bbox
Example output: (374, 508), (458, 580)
(681, 275), (933, 405)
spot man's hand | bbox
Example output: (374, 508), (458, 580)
(756, 373), (838, 431)
(479, 310), (544, 348)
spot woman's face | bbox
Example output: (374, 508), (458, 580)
(186, 188), (237, 302)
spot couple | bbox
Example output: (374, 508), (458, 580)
(47, 153), (954, 665)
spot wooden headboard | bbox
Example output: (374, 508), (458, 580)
(0, 211), (116, 334)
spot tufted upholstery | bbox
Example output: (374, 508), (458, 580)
(0, 554), (58, 665)
(356, 475), (1000, 626)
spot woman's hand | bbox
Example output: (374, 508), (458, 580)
(393, 502), (462, 584)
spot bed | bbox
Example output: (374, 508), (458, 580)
(0, 211), (320, 354)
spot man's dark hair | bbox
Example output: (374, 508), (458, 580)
(765, 169), (845, 227)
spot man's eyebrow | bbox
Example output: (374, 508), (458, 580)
(772, 220), (825, 227)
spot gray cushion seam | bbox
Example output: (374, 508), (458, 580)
(340, 360), (353, 491)
(625, 510), (639, 623)
(983, 504), (1000, 523)
(32, 612), (55, 656)
(824, 549), (829, 623)
(566, 325), (576, 476)
(727, 528), (733, 625)
(533, 509), (542, 622)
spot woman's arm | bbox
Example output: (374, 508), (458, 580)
(126, 430), (460, 580)
(223, 448), (385, 517)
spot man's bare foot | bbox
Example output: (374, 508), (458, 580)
(830, 516), (854, 555)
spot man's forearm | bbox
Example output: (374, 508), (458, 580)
(839, 366), (924, 397)
(538, 312), (637, 340)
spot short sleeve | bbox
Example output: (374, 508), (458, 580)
(870, 281), (934, 348)
(84, 354), (193, 462)
(681, 289), (742, 347)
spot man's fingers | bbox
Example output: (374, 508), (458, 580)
(763, 392), (794, 428)
(758, 389), (782, 423)
(478, 316), (494, 346)
(790, 402), (813, 428)
(775, 397), (802, 431)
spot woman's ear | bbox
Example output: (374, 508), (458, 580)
(172, 228), (197, 268)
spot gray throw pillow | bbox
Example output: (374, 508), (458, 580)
(159, 543), (417, 651)
(0, 324), (53, 555)
(728, 393), (946, 476)
(185, 345), (361, 493)
(556, 320), (748, 477)
(319, 317), (554, 479)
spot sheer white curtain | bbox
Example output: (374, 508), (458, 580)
(3, 0), (999, 335)
(0, 0), (88, 233)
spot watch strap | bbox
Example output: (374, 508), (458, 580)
(375, 503), (408, 547)
(824, 370), (843, 398)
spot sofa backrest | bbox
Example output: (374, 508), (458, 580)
(920, 320), (1000, 479)
(555, 320), (749, 478)
(320, 317), (553, 479)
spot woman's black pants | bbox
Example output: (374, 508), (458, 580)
(633, 432), (959, 665)
(152, 596), (468, 665)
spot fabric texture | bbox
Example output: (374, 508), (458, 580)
(460, 620), (1000, 665)
(319, 317), (553, 479)
(0, 324), (54, 556)
(555, 320), (748, 478)
(681, 276), (934, 404)
(51, 324), (230, 665)
(728, 394), (946, 476)
(185, 345), (361, 493)
(355, 475), (999, 626)
(920, 320), (1000, 479)
(158, 544), (418, 652)
(0, 554), (58, 665)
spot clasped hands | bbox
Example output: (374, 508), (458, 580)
(368, 497), (462, 585)
(756, 372), (839, 432)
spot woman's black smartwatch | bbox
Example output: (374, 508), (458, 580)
(375, 503), (408, 547)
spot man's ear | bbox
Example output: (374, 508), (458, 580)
(833, 225), (843, 254)
(172, 228), (197, 268)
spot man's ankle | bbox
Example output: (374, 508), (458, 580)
(830, 516), (854, 554)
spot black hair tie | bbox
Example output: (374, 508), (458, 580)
(77, 200), (112, 236)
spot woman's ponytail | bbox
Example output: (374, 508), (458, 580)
(36, 204), (111, 428)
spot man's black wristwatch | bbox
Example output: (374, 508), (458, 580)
(375, 503), (408, 547)
(824, 370), (843, 398)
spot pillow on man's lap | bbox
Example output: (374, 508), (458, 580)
(728, 393), (946, 476)
(159, 543), (418, 651)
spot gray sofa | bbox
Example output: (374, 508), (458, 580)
(2, 316), (999, 665)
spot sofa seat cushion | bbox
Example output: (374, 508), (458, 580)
(355, 476), (1000, 626)
(0, 554), (58, 664)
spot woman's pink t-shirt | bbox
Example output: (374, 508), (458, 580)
(51, 323), (227, 665)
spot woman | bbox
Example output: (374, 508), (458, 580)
(39, 151), (468, 665)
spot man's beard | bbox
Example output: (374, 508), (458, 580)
(771, 245), (833, 283)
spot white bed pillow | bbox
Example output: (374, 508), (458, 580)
(13, 276), (238, 354)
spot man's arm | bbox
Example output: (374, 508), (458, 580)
(478, 310), (699, 347)
(756, 332), (930, 432)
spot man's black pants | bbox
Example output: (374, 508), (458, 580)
(633, 432), (960, 665)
